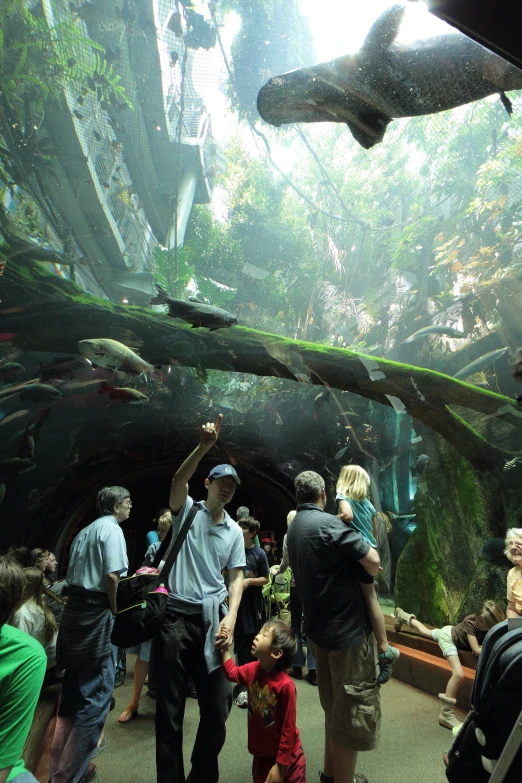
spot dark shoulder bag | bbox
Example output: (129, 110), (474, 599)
(111, 505), (198, 648)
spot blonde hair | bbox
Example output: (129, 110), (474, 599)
(22, 568), (57, 645)
(475, 600), (506, 631)
(504, 528), (522, 563)
(336, 465), (370, 502)
(286, 510), (296, 527)
(156, 511), (172, 539)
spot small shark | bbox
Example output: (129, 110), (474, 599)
(257, 4), (522, 149)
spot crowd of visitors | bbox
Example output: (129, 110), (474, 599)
(1, 416), (520, 783)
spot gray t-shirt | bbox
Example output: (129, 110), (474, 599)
(287, 503), (372, 650)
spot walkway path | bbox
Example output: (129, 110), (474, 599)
(93, 655), (458, 783)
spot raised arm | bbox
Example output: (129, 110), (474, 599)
(170, 414), (223, 513)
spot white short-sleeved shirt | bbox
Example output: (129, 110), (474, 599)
(507, 565), (522, 614)
(12, 600), (56, 668)
(167, 497), (245, 610)
(66, 514), (128, 593)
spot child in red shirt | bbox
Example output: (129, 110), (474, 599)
(222, 619), (307, 783)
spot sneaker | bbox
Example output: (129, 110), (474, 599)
(235, 691), (248, 709)
(354, 775), (368, 783)
(377, 644), (400, 685)
(291, 666), (303, 680)
(304, 669), (317, 685)
(147, 689), (157, 700)
(91, 738), (106, 759)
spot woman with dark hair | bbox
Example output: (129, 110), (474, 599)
(6, 546), (31, 568)
(0, 556), (47, 783)
(29, 550), (66, 622)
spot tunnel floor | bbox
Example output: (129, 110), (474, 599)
(72, 653), (457, 783)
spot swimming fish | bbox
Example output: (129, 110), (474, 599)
(18, 384), (62, 402)
(503, 456), (522, 471)
(0, 457), (36, 479)
(256, 4), (522, 150)
(334, 446), (350, 461)
(314, 389), (331, 409)
(411, 454), (431, 476)
(453, 348), (508, 380)
(98, 384), (149, 404)
(77, 339), (161, 375)
(0, 382), (62, 402)
(150, 285), (238, 330)
(402, 325), (467, 344)
(0, 361), (25, 380)
(36, 356), (90, 383)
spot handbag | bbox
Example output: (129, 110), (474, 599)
(111, 504), (198, 648)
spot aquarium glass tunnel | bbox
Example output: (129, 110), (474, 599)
(1, 0), (522, 623)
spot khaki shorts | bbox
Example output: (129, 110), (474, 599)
(309, 633), (381, 751)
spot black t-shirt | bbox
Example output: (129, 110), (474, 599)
(235, 545), (270, 638)
(287, 503), (372, 651)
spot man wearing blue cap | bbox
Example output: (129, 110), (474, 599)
(155, 414), (245, 783)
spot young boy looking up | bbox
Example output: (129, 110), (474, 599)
(222, 621), (307, 783)
(234, 517), (270, 708)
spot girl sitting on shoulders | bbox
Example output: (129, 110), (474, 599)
(336, 464), (400, 684)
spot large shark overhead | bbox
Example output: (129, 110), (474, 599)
(256, 4), (522, 149)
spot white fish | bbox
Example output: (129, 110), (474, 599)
(78, 339), (161, 375)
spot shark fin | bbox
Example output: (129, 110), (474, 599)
(346, 112), (392, 149)
(362, 3), (405, 52)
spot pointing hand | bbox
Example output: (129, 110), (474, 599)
(200, 414), (222, 449)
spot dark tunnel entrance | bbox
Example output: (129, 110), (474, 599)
(55, 461), (296, 577)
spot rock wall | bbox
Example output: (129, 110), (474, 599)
(394, 427), (516, 625)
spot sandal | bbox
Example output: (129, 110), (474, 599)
(118, 705), (139, 723)
(377, 644), (400, 685)
(394, 607), (415, 633)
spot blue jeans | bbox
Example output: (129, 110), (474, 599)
(12, 775), (39, 783)
(290, 586), (316, 670)
(49, 647), (116, 783)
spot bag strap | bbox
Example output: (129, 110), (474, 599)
(152, 504), (199, 578)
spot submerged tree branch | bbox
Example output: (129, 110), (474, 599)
(2, 259), (521, 478)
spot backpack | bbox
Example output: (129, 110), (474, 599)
(446, 620), (522, 783)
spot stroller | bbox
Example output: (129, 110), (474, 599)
(445, 620), (522, 783)
(263, 568), (292, 624)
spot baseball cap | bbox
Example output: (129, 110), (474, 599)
(261, 537), (272, 544)
(208, 464), (241, 485)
